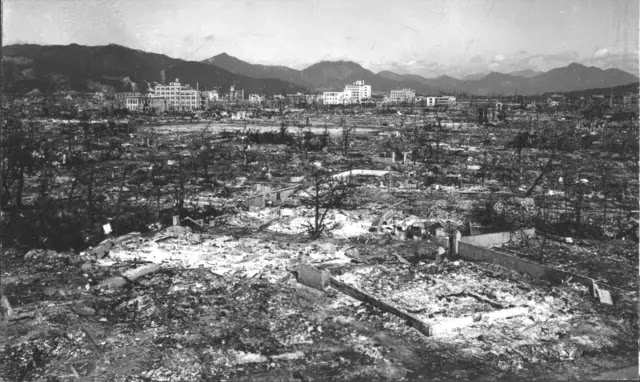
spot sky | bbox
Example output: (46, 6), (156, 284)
(4, 0), (639, 78)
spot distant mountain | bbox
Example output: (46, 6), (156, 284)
(507, 69), (542, 78)
(3, 44), (638, 96)
(461, 72), (488, 81)
(299, 61), (377, 90)
(377, 70), (417, 82)
(425, 75), (466, 93)
(377, 71), (432, 88)
(546, 81), (639, 98)
(201, 53), (311, 88)
(2, 44), (305, 94)
(527, 63), (638, 93)
(464, 72), (526, 96)
(298, 61), (432, 93)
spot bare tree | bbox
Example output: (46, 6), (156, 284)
(300, 164), (356, 239)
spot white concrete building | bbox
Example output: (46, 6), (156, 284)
(343, 80), (371, 103)
(125, 96), (169, 112)
(390, 89), (416, 102)
(125, 97), (141, 111)
(152, 79), (199, 110)
(322, 80), (372, 105)
(426, 96), (456, 107)
(322, 91), (347, 105)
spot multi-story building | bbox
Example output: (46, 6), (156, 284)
(426, 96), (456, 107)
(229, 85), (244, 101)
(322, 91), (347, 105)
(390, 89), (416, 102)
(115, 92), (142, 108)
(152, 79), (199, 110)
(343, 80), (371, 103)
(115, 92), (142, 101)
(125, 96), (169, 113)
(125, 97), (141, 111)
(322, 80), (372, 105)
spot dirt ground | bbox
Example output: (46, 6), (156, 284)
(2, 205), (637, 381)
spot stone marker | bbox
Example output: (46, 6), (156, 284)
(297, 264), (330, 291)
(172, 215), (180, 226)
(593, 282), (614, 305)
(451, 230), (461, 256)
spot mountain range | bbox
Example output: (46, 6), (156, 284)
(2, 44), (304, 95)
(3, 43), (638, 96)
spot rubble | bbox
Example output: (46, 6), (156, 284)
(1, 103), (637, 380)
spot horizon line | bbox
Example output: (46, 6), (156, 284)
(4, 41), (638, 80)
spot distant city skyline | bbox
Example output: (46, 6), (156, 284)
(4, 0), (639, 78)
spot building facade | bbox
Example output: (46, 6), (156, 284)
(426, 96), (456, 107)
(390, 89), (416, 102)
(322, 80), (372, 105)
(322, 91), (347, 105)
(152, 79), (199, 110)
(229, 85), (244, 101)
(125, 96), (169, 113)
(343, 80), (371, 103)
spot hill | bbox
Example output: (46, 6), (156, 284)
(527, 63), (638, 94)
(507, 69), (542, 78)
(201, 53), (311, 88)
(546, 82), (639, 98)
(2, 44), (305, 94)
(4, 44), (638, 96)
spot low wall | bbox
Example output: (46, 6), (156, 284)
(460, 229), (536, 248)
(457, 241), (594, 288)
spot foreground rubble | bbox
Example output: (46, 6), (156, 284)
(1, 210), (637, 381)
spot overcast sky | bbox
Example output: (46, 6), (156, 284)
(4, 0), (639, 78)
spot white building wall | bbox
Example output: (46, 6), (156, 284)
(323, 81), (372, 104)
(390, 89), (415, 102)
(153, 79), (199, 110)
(322, 92), (346, 105)
(426, 96), (456, 106)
